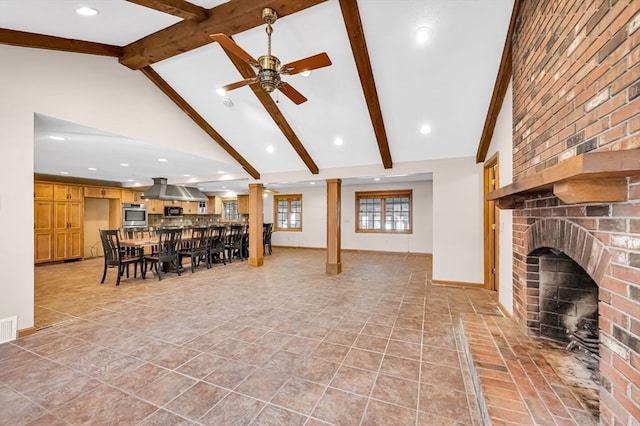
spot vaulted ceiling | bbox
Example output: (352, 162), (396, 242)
(0, 0), (514, 194)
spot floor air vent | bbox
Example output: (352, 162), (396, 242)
(0, 316), (17, 344)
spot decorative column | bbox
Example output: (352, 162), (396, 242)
(326, 178), (342, 274)
(248, 183), (264, 267)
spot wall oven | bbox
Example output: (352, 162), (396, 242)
(122, 203), (148, 228)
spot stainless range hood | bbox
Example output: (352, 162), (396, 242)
(141, 177), (208, 202)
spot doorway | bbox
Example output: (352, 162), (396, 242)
(483, 154), (499, 291)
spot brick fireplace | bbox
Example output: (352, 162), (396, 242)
(503, 1), (640, 424)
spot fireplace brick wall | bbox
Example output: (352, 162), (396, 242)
(510, 1), (640, 424)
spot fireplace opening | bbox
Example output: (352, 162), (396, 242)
(526, 248), (600, 418)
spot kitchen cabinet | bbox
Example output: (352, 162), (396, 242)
(35, 182), (84, 263)
(34, 182), (54, 200)
(54, 200), (83, 261)
(54, 184), (83, 202)
(207, 196), (222, 214)
(147, 199), (165, 214)
(237, 194), (249, 214)
(182, 201), (198, 214)
(34, 199), (54, 263)
(85, 186), (121, 199)
(121, 189), (145, 204)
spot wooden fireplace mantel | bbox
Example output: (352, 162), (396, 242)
(487, 148), (640, 209)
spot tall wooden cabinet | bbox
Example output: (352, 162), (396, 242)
(34, 182), (84, 263)
(34, 183), (54, 263)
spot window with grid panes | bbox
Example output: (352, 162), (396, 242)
(223, 199), (239, 221)
(356, 190), (412, 233)
(274, 194), (302, 231)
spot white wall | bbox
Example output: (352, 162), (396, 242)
(486, 81), (514, 314)
(268, 180), (433, 253)
(0, 45), (238, 331)
(431, 157), (485, 285)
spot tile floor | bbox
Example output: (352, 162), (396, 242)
(2, 248), (502, 425)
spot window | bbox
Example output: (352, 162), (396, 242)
(223, 199), (239, 221)
(356, 190), (412, 233)
(274, 194), (302, 231)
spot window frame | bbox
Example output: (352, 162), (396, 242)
(222, 198), (240, 221)
(355, 189), (413, 234)
(273, 194), (303, 232)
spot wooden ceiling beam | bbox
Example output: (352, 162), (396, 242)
(475, 0), (521, 163)
(140, 66), (260, 179)
(222, 46), (320, 175)
(120, 0), (327, 70)
(0, 29), (122, 57)
(338, 0), (392, 169)
(126, 0), (208, 22)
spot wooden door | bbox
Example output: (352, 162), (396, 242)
(484, 155), (499, 291)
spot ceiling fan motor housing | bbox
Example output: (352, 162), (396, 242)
(258, 55), (281, 92)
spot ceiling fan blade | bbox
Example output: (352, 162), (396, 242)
(281, 53), (332, 75)
(220, 78), (257, 92)
(278, 82), (307, 105)
(210, 33), (259, 67)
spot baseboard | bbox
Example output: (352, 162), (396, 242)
(432, 279), (484, 288)
(272, 246), (432, 257)
(18, 326), (37, 338)
(497, 300), (512, 318)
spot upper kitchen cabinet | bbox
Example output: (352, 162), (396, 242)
(34, 182), (54, 200)
(237, 195), (249, 215)
(121, 189), (145, 204)
(207, 196), (223, 215)
(84, 186), (121, 199)
(146, 199), (164, 214)
(182, 201), (198, 215)
(54, 184), (83, 202)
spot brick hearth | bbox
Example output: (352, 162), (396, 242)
(460, 314), (598, 425)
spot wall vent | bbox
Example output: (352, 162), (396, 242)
(0, 316), (17, 344)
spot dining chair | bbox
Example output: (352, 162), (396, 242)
(263, 223), (273, 255)
(99, 229), (142, 286)
(179, 227), (210, 273)
(142, 228), (182, 281)
(208, 226), (227, 265)
(225, 224), (245, 262)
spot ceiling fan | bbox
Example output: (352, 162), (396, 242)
(210, 7), (332, 105)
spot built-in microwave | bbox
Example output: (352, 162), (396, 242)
(164, 206), (183, 217)
(122, 203), (148, 228)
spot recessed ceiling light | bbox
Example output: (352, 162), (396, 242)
(49, 135), (65, 141)
(420, 124), (432, 135)
(374, 177), (381, 181)
(266, 145), (275, 153)
(222, 186), (227, 189)
(88, 167), (97, 171)
(218, 170), (225, 174)
(300, 70), (311, 77)
(60, 171), (69, 175)
(416, 27), (432, 44)
(76, 7), (98, 16)
(184, 174), (190, 177)
(158, 158), (168, 162)
(334, 138), (344, 146)
(216, 87), (226, 96)
(127, 179), (134, 182)
(120, 163), (128, 167)
(310, 181), (315, 185)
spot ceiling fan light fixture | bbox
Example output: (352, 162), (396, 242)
(222, 97), (234, 108)
(300, 70), (311, 77)
(215, 87), (226, 96)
